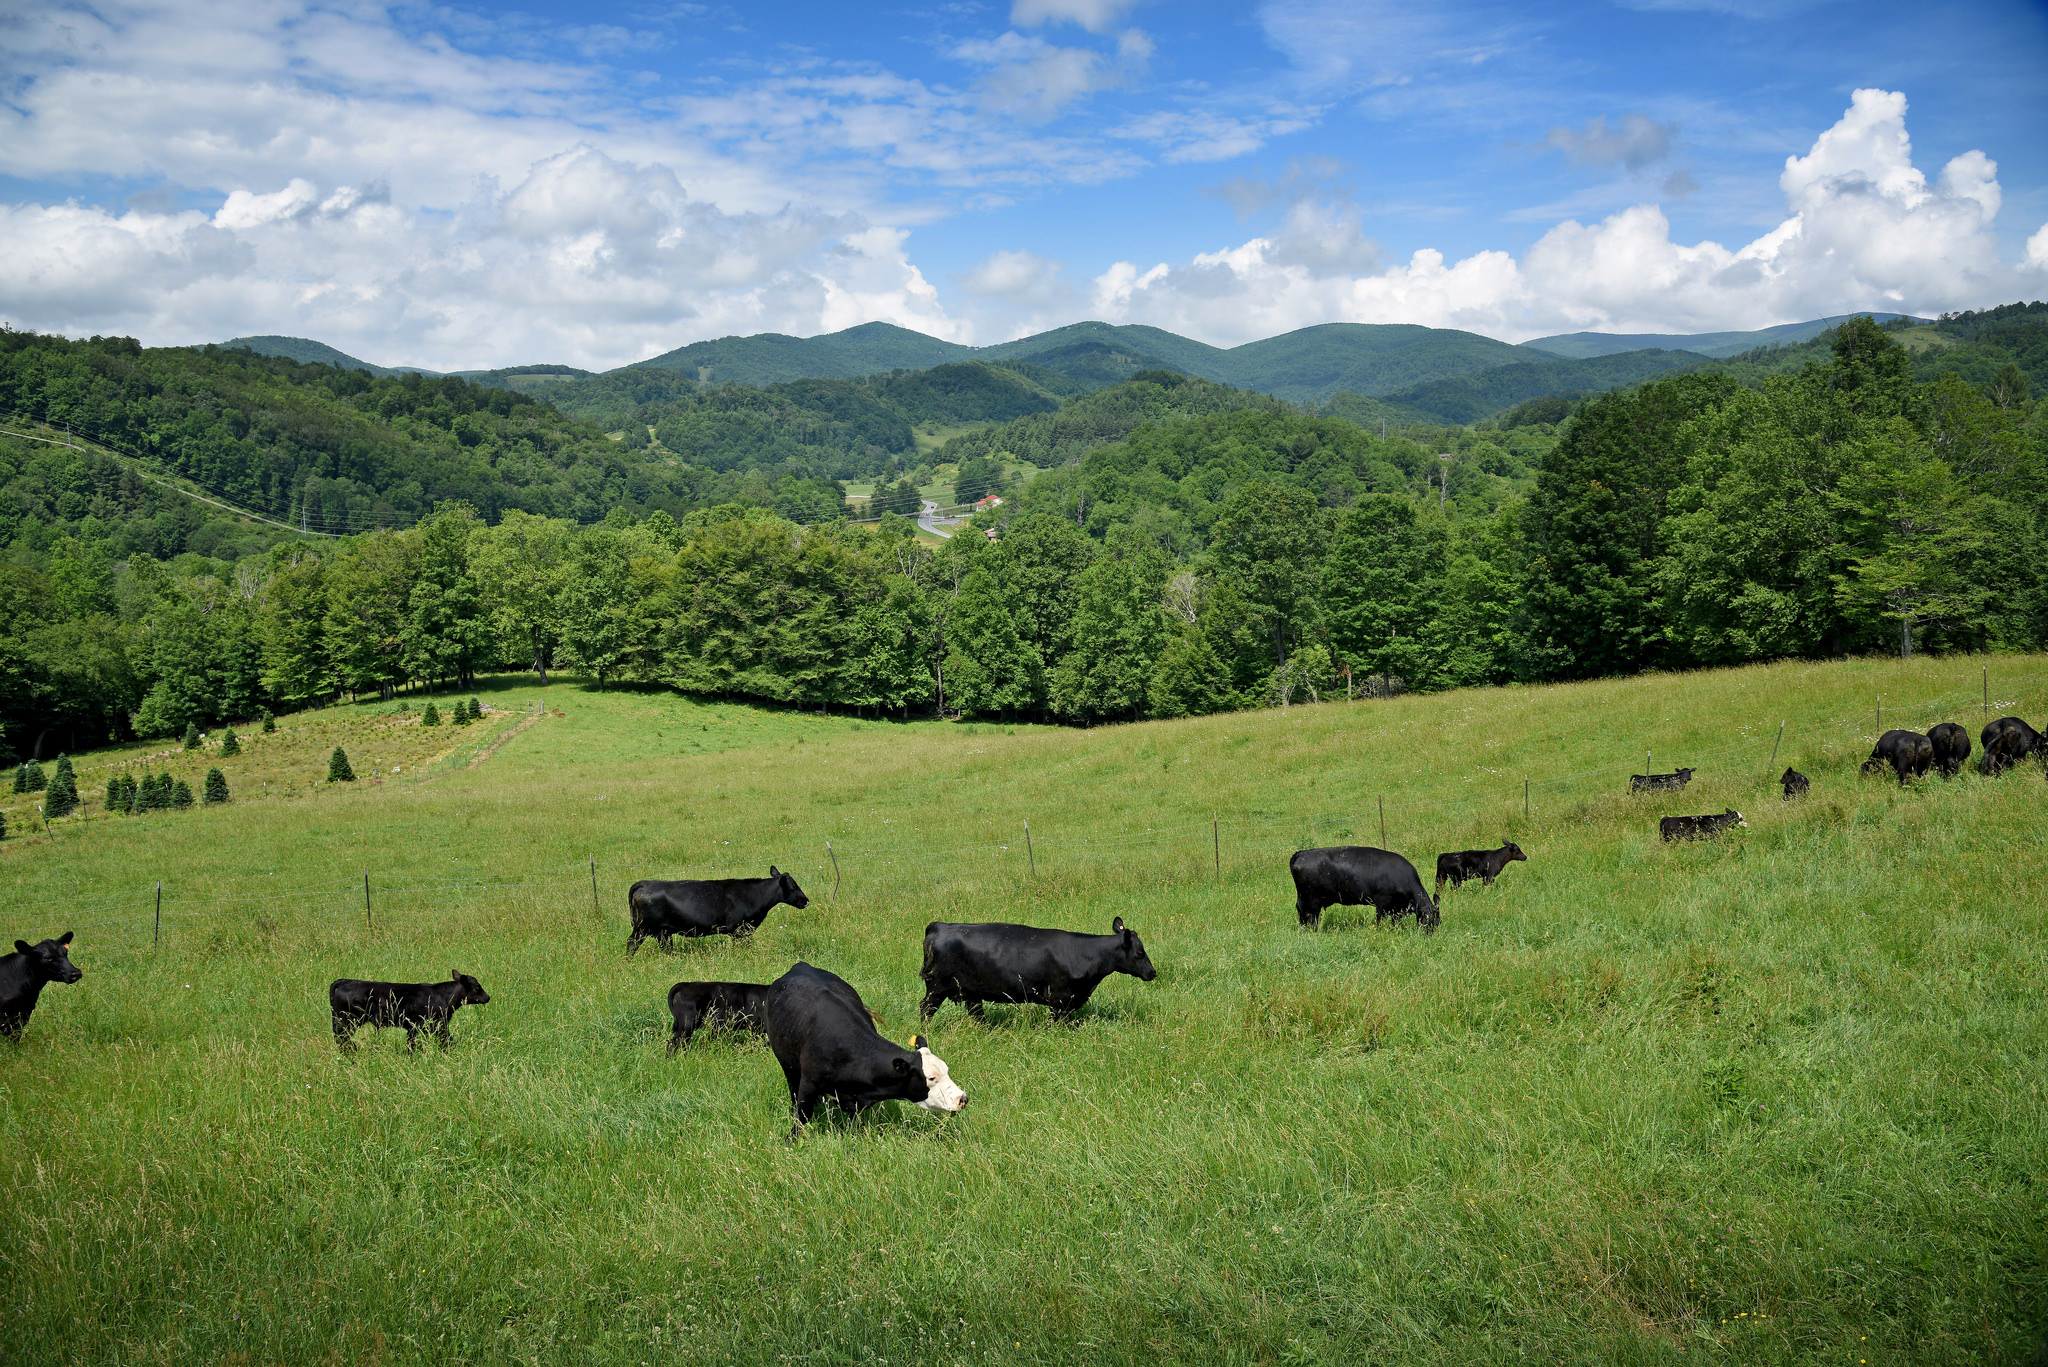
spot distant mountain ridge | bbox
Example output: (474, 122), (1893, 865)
(222, 310), (1928, 422)
(1520, 313), (1925, 360)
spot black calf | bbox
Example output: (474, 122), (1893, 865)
(330, 971), (491, 1052)
(1, 932), (82, 1040)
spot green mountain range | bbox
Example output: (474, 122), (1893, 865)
(1519, 313), (1923, 360)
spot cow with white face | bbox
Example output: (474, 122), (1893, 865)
(910, 1035), (968, 1113)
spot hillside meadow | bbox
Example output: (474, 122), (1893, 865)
(2, 656), (2046, 1364)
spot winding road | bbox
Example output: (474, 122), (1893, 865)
(918, 499), (958, 539)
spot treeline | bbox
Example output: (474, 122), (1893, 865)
(1, 320), (2041, 763)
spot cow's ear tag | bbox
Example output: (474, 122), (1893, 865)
(912, 1034), (929, 1052)
(1112, 916), (1126, 933)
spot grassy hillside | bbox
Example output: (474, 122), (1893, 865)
(220, 335), (433, 377)
(633, 321), (973, 383)
(4, 655), (2044, 1364)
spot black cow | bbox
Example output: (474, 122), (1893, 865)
(1862, 729), (1932, 785)
(919, 918), (1156, 1024)
(626, 867), (809, 953)
(766, 962), (967, 1127)
(1780, 768), (1809, 799)
(1980, 717), (2041, 776)
(1, 932), (82, 1040)
(1927, 723), (1971, 779)
(329, 971), (491, 1053)
(666, 980), (773, 1053)
(1659, 809), (1747, 842)
(1630, 767), (1696, 794)
(1433, 842), (1527, 900)
(1288, 846), (1440, 932)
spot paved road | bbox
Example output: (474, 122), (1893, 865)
(918, 499), (956, 539)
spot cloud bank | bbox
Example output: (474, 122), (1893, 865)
(0, 0), (2040, 369)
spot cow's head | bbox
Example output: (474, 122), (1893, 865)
(909, 1034), (968, 1113)
(450, 970), (490, 1005)
(1501, 841), (1527, 862)
(1676, 767), (1696, 781)
(1110, 917), (1156, 981)
(14, 932), (81, 985)
(769, 866), (810, 910)
(1780, 768), (1801, 785)
(1726, 809), (1747, 828)
(872, 1042), (930, 1107)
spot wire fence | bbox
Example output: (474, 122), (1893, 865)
(15, 665), (2044, 952)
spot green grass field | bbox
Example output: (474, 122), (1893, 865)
(4, 657), (2046, 1364)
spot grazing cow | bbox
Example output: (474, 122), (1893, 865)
(1980, 717), (2042, 776)
(1862, 729), (1933, 785)
(919, 918), (1156, 1024)
(1927, 723), (1971, 779)
(1433, 842), (1527, 900)
(1659, 809), (1747, 842)
(1780, 768), (1809, 799)
(1, 932), (82, 1040)
(1288, 846), (1440, 932)
(1630, 767), (1696, 794)
(329, 971), (490, 1053)
(766, 962), (968, 1127)
(626, 867), (809, 953)
(667, 980), (772, 1053)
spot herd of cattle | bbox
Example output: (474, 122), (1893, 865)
(4, 713), (2041, 1127)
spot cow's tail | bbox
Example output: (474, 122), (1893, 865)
(625, 882), (649, 931)
(919, 923), (942, 980)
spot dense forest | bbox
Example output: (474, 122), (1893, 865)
(1, 314), (2043, 763)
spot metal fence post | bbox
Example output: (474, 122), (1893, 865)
(1769, 721), (1784, 769)
(364, 871), (372, 929)
(1378, 797), (1387, 848)
(1212, 816), (1220, 880)
(1983, 666), (1989, 721)
(827, 841), (841, 898)
(590, 855), (600, 915)
(154, 881), (162, 949)
(1524, 779), (1529, 819)
(1024, 821), (1035, 878)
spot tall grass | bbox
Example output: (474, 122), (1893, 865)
(3, 656), (2045, 1364)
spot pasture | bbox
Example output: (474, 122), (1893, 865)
(3, 656), (2046, 1364)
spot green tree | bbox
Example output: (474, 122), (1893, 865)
(1050, 551), (1173, 721)
(171, 778), (194, 809)
(324, 531), (417, 701)
(556, 528), (638, 689)
(404, 505), (489, 689)
(259, 545), (333, 707)
(944, 563), (1043, 717)
(219, 729), (240, 756)
(468, 697), (483, 720)
(18, 761), (46, 792)
(452, 698), (470, 724)
(328, 747), (356, 782)
(1147, 626), (1233, 718)
(422, 702), (441, 726)
(44, 754), (78, 817)
(182, 722), (200, 750)
(1210, 480), (1326, 668)
(261, 711), (275, 733)
(203, 768), (229, 805)
(1322, 495), (1449, 688)
(471, 510), (570, 683)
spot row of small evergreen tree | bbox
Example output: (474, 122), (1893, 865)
(101, 770), (226, 812)
(419, 698), (484, 726)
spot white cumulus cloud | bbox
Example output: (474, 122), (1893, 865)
(1090, 89), (2048, 344)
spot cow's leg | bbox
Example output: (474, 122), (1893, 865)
(1434, 875), (1447, 901)
(433, 1018), (454, 1048)
(658, 931), (676, 953)
(626, 926), (647, 957)
(668, 1006), (697, 1055)
(1297, 895), (1323, 929)
(2, 1013), (28, 1041)
(1482, 873), (1496, 886)
(792, 1084), (824, 1127)
(404, 1024), (421, 1053)
(963, 998), (986, 1021)
(919, 983), (950, 1021)
(332, 1017), (358, 1054)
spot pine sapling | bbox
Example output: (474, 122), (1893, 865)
(468, 697), (484, 720)
(19, 762), (46, 793)
(261, 711), (276, 734)
(328, 747), (356, 782)
(12, 762), (27, 794)
(422, 702), (441, 726)
(452, 699), (470, 725)
(220, 729), (241, 756)
(182, 722), (201, 750)
(203, 768), (229, 805)
(0, 810), (6, 841)
(171, 778), (194, 809)
(106, 775), (124, 809)
(44, 755), (78, 818)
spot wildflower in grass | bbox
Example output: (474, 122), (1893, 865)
(171, 778), (194, 809)
(44, 755), (78, 818)
(328, 747), (356, 782)
(220, 729), (240, 756)
(422, 702), (441, 726)
(261, 711), (276, 734)
(203, 768), (229, 805)
(182, 722), (200, 750)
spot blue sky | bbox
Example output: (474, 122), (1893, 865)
(2, 0), (2044, 369)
